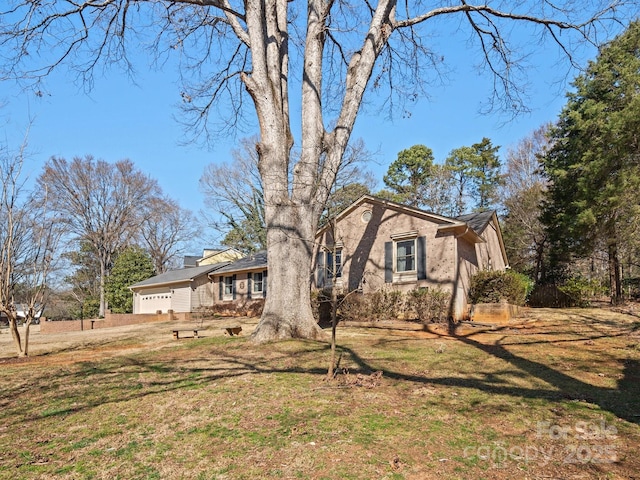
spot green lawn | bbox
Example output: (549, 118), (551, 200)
(1, 308), (639, 479)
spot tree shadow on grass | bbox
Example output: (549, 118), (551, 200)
(0, 339), (330, 428)
(450, 332), (639, 424)
(1, 322), (638, 431)
(340, 319), (640, 425)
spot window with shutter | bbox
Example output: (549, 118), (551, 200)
(386, 234), (427, 283)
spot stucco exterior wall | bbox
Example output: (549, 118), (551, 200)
(315, 200), (459, 297)
(476, 220), (507, 271)
(455, 237), (481, 319)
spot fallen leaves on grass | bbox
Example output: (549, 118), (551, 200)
(339, 369), (383, 388)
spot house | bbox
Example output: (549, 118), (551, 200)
(130, 263), (230, 314)
(130, 196), (508, 320)
(313, 196), (508, 320)
(210, 251), (268, 304)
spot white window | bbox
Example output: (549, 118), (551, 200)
(396, 239), (416, 273)
(253, 272), (264, 293)
(317, 247), (343, 287)
(387, 232), (422, 284)
(327, 249), (342, 279)
(224, 276), (233, 298)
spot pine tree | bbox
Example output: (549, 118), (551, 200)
(542, 21), (640, 302)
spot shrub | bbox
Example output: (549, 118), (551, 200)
(406, 288), (451, 324)
(311, 289), (332, 322)
(208, 300), (264, 317)
(331, 289), (406, 323)
(623, 277), (640, 300)
(469, 270), (533, 306)
(558, 276), (603, 307)
(368, 289), (406, 321)
(337, 293), (371, 322)
(315, 287), (451, 323)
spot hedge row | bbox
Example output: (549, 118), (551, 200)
(313, 287), (451, 324)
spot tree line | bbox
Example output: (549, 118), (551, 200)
(0, 152), (199, 356)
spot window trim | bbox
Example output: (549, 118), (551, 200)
(388, 233), (426, 284)
(223, 276), (234, 300)
(327, 248), (343, 280)
(317, 246), (344, 287)
(395, 238), (416, 274)
(252, 271), (264, 293)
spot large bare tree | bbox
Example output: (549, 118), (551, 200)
(501, 124), (552, 282)
(38, 156), (161, 317)
(200, 136), (375, 253)
(0, 140), (62, 357)
(141, 196), (197, 273)
(0, 1), (633, 341)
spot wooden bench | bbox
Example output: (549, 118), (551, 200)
(223, 325), (242, 336)
(171, 328), (203, 339)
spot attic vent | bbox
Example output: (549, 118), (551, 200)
(361, 210), (372, 223)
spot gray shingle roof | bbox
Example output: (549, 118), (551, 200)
(456, 211), (495, 234)
(214, 251), (267, 274)
(129, 262), (230, 289)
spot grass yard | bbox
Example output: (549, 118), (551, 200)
(0, 307), (639, 479)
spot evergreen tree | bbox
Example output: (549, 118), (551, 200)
(105, 247), (155, 314)
(445, 138), (501, 215)
(541, 21), (640, 302)
(383, 145), (435, 207)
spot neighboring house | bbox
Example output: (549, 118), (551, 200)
(210, 251), (268, 304)
(182, 248), (244, 268)
(0, 304), (44, 324)
(314, 195), (508, 320)
(129, 263), (230, 314)
(197, 248), (245, 266)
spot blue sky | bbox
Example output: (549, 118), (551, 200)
(0, 13), (610, 246)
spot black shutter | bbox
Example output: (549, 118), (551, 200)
(232, 274), (237, 300)
(263, 270), (267, 298)
(317, 251), (326, 287)
(247, 272), (252, 299)
(417, 236), (427, 280)
(218, 276), (223, 300)
(384, 241), (393, 283)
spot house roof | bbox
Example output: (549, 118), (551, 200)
(455, 210), (495, 234)
(129, 262), (230, 290)
(213, 251), (268, 275)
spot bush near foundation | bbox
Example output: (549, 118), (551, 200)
(469, 270), (533, 306)
(316, 288), (451, 323)
(406, 287), (450, 324)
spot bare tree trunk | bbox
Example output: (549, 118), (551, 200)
(8, 318), (24, 357)
(99, 259), (106, 318)
(608, 240), (622, 305)
(23, 321), (31, 356)
(328, 280), (338, 378)
(251, 203), (324, 342)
